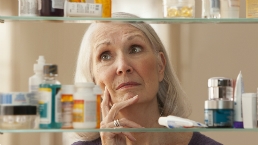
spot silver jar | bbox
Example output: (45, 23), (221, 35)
(208, 77), (233, 100)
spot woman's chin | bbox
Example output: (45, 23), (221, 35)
(122, 91), (138, 100)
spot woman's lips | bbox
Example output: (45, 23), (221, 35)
(116, 82), (140, 90)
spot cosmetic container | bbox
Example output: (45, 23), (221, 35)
(73, 82), (96, 129)
(0, 105), (38, 129)
(233, 71), (244, 128)
(39, 64), (62, 129)
(64, 2), (102, 17)
(18, 0), (38, 16)
(204, 100), (234, 128)
(29, 56), (45, 106)
(39, 0), (64, 16)
(246, 0), (258, 18)
(163, 0), (195, 18)
(64, 0), (111, 17)
(0, 92), (31, 105)
(61, 85), (74, 129)
(202, 0), (221, 18)
(220, 0), (240, 18)
(208, 77), (233, 100)
(159, 115), (207, 128)
(242, 93), (257, 128)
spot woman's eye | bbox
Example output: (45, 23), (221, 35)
(100, 52), (111, 61)
(130, 45), (142, 54)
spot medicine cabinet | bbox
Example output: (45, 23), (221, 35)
(2, 0), (258, 145)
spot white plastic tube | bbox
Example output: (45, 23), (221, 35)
(158, 115), (207, 128)
(233, 71), (244, 128)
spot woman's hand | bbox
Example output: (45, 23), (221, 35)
(100, 87), (143, 145)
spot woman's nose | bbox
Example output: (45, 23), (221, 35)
(116, 57), (133, 75)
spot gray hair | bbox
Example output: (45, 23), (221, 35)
(75, 12), (191, 118)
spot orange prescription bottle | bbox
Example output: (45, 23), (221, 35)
(93, 85), (103, 128)
(73, 82), (96, 128)
(61, 85), (74, 129)
(94, 0), (112, 17)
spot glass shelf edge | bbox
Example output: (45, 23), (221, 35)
(1, 16), (258, 24)
(1, 128), (258, 133)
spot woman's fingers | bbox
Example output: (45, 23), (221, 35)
(101, 86), (111, 118)
(101, 118), (143, 128)
(106, 95), (139, 121)
(101, 118), (143, 142)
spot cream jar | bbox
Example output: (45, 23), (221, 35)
(208, 77), (233, 100)
(0, 105), (38, 129)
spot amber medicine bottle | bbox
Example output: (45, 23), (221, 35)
(95, 0), (112, 17)
(61, 85), (74, 129)
(93, 85), (102, 128)
(73, 82), (96, 128)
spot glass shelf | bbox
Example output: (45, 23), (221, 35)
(1, 16), (258, 24)
(1, 128), (258, 133)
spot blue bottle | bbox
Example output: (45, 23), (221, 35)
(39, 64), (62, 129)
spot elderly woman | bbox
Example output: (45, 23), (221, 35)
(72, 12), (221, 145)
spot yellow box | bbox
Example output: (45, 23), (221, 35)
(246, 0), (258, 18)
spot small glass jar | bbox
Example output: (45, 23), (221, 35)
(163, 0), (195, 18)
(0, 105), (38, 129)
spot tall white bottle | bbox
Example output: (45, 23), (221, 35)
(29, 55), (46, 92)
(29, 56), (46, 106)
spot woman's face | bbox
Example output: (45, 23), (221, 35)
(91, 23), (165, 104)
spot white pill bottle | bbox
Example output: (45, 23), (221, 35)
(73, 82), (96, 129)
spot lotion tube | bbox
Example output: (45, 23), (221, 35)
(158, 115), (207, 128)
(233, 71), (244, 128)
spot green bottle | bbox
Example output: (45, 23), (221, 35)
(39, 64), (62, 129)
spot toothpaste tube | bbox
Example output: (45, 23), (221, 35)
(158, 115), (207, 128)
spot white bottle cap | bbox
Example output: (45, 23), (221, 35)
(93, 85), (103, 95)
(158, 117), (167, 127)
(33, 55), (45, 71)
(75, 82), (95, 88)
(62, 85), (74, 95)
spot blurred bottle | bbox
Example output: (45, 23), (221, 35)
(202, 0), (221, 18)
(39, 0), (64, 16)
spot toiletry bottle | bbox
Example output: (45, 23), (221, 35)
(39, 0), (64, 16)
(202, 0), (221, 18)
(61, 85), (74, 129)
(93, 85), (102, 128)
(73, 82), (96, 129)
(39, 64), (62, 129)
(29, 56), (45, 93)
(95, 0), (112, 17)
(233, 71), (244, 128)
(205, 77), (234, 128)
(29, 56), (45, 106)
(220, 0), (240, 18)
